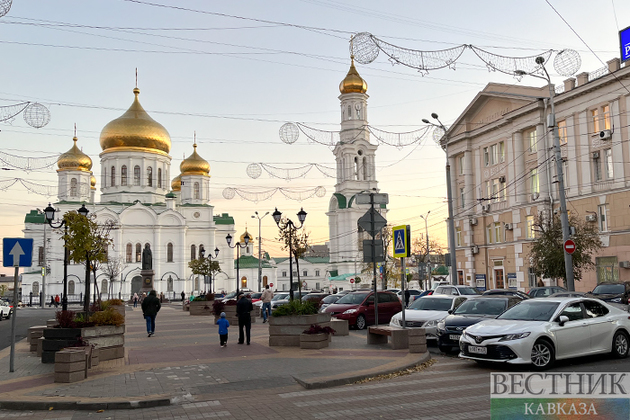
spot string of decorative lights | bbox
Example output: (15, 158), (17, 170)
(245, 162), (335, 180)
(0, 102), (51, 128)
(222, 186), (326, 202)
(0, 150), (60, 171)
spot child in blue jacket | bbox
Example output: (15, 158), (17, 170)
(216, 312), (230, 347)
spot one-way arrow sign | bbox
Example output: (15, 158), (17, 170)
(3, 238), (33, 267)
(358, 208), (387, 238)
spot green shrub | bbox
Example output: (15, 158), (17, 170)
(89, 308), (125, 326)
(272, 299), (318, 317)
(101, 299), (124, 310)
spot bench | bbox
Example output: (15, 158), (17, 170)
(367, 326), (409, 349)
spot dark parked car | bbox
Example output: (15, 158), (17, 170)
(549, 291), (586, 298)
(482, 289), (530, 300)
(322, 291), (402, 330)
(586, 282), (630, 305)
(527, 286), (567, 298)
(433, 285), (482, 296)
(302, 292), (330, 307)
(436, 296), (521, 353)
(271, 290), (311, 310)
(319, 294), (343, 311)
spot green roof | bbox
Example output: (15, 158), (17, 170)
(274, 257), (290, 264)
(234, 255), (273, 269)
(165, 192), (176, 198)
(329, 272), (360, 281)
(303, 256), (329, 264)
(214, 213), (234, 225)
(333, 193), (346, 209)
(24, 210), (45, 224)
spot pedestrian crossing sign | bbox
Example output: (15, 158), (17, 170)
(392, 225), (410, 258)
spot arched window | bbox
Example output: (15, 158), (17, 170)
(101, 279), (108, 296)
(167, 243), (173, 262)
(136, 243), (142, 262)
(241, 277), (247, 289)
(126, 243), (132, 263)
(147, 166), (153, 187)
(68, 280), (75, 295)
(363, 157), (367, 180)
(347, 105), (352, 120)
(194, 277), (200, 291)
(111, 166), (116, 187)
(263, 276), (268, 287)
(32, 281), (39, 295)
(70, 178), (78, 197)
(354, 157), (359, 180)
(121, 165), (127, 186)
(191, 244), (196, 261)
(158, 168), (162, 188)
(133, 165), (140, 186)
(199, 244), (205, 259)
(194, 182), (200, 199)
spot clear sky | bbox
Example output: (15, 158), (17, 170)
(0, 0), (628, 274)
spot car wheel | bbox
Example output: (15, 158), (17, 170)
(355, 315), (366, 330)
(612, 330), (630, 358)
(531, 339), (554, 370)
(438, 344), (451, 353)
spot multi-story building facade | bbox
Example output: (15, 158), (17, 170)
(447, 58), (630, 292)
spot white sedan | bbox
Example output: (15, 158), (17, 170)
(459, 297), (630, 369)
(390, 295), (468, 340)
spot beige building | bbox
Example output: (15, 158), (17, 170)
(446, 58), (630, 293)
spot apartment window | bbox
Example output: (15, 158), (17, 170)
(598, 204), (608, 232)
(458, 155), (464, 175)
(110, 166), (116, 187)
(70, 178), (78, 197)
(126, 243), (132, 263)
(483, 147), (489, 167)
(494, 222), (502, 243)
(498, 141), (505, 163)
(191, 244), (196, 261)
(530, 169), (539, 194)
(596, 256), (618, 283)
(167, 243), (173, 262)
(38, 246), (44, 266)
(592, 105), (611, 133)
(456, 227), (461, 247)
(528, 267), (537, 288)
(303, 270), (308, 277)
(315, 270), (320, 276)
(194, 182), (200, 199)
(594, 152), (602, 181)
(135, 243), (142, 262)
(525, 128), (537, 152)
(133, 166), (141, 186)
(558, 120), (568, 145)
(605, 149), (613, 179)
(486, 224), (493, 244)
(603, 105), (611, 130)
(460, 187), (465, 209)
(147, 166), (153, 187)
(158, 168), (162, 188)
(282, 271), (287, 277)
(526, 215), (535, 239)
(483, 142), (505, 166)
(121, 165), (127, 186)
(499, 178), (506, 201)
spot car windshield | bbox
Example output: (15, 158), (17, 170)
(454, 299), (507, 315)
(321, 295), (340, 304)
(593, 284), (625, 294)
(271, 294), (289, 301)
(498, 301), (559, 321)
(336, 293), (369, 305)
(408, 297), (453, 311)
(457, 287), (481, 295)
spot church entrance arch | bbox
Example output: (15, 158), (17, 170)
(131, 276), (142, 295)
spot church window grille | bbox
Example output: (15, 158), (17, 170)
(32, 281), (39, 295)
(191, 245), (196, 261)
(111, 166), (116, 187)
(167, 243), (173, 262)
(158, 168), (162, 188)
(133, 166), (140, 186)
(135, 243), (141, 263)
(121, 165), (127, 186)
(70, 178), (78, 197)
(194, 182), (200, 199)
(147, 166), (153, 187)
(126, 243), (132, 263)
(68, 280), (75, 295)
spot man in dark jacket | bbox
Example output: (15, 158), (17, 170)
(141, 290), (161, 337)
(236, 293), (253, 345)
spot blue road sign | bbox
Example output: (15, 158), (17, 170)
(621, 25), (630, 62)
(3, 238), (33, 267)
(392, 225), (410, 258)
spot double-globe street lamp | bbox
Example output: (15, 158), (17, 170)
(43, 203), (89, 311)
(226, 233), (249, 295)
(272, 207), (307, 301)
(199, 245), (220, 293)
(251, 211), (269, 292)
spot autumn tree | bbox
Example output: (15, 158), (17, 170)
(529, 211), (602, 286)
(188, 257), (221, 292)
(277, 221), (310, 298)
(412, 236), (444, 289)
(102, 255), (126, 297)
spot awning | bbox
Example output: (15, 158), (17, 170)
(328, 273), (360, 281)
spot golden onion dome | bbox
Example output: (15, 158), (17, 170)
(99, 87), (171, 155)
(57, 136), (92, 172)
(240, 230), (253, 244)
(90, 173), (97, 190)
(339, 57), (367, 94)
(171, 174), (181, 192)
(180, 143), (210, 176)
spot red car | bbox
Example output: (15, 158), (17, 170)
(322, 291), (402, 330)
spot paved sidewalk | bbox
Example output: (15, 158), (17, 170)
(0, 304), (429, 410)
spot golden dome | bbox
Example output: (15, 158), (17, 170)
(240, 230), (253, 243)
(171, 174), (181, 191)
(339, 57), (367, 94)
(57, 136), (92, 172)
(99, 87), (171, 155)
(90, 173), (97, 190)
(180, 143), (210, 176)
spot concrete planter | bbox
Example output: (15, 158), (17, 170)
(81, 325), (125, 361)
(268, 313), (331, 347)
(213, 304), (237, 325)
(300, 333), (330, 349)
(110, 305), (126, 319)
(189, 300), (214, 316)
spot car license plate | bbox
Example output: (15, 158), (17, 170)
(449, 334), (460, 341)
(468, 345), (487, 355)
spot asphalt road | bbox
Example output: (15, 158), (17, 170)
(0, 307), (56, 351)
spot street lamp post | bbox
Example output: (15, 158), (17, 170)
(199, 246), (220, 293)
(419, 211), (430, 290)
(272, 208), (307, 301)
(226, 234), (248, 295)
(43, 203), (89, 311)
(422, 114), (458, 285)
(251, 211), (269, 293)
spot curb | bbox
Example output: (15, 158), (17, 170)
(293, 351), (431, 389)
(0, 398), (171, 411)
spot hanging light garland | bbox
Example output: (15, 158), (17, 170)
(222, 186), (326, 203)
(0, 150), (59, 171)
(246, 162), (335, 180)
(0, 102), (51, 128)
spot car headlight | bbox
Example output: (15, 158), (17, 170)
(423, 320), (438, 328)
(610, 297), (622, 303)
(391, 317), (401, 326)
(343, 309), (358, 314)
(437, 320), (446, 331)
(499, 332), (531, 341)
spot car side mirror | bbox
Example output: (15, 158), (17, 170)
(447, 309), (453, 314)
(558, 315), (569, 326)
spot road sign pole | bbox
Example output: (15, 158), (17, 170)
(370, 193), (379, 326)
(9, 264), (19, 372)
(401, 257), (406, 329)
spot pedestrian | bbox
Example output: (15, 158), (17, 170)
(50, 296), (55, 307)
(55, 295), (60, 307)
(216, 311), (230, 347)
(404, 289), (410, 307)
(159, 291), (164, 303)
(133, 293), (139, 308)
(261, 285), (273, 323)
(181, 291), (185, 301)
(236, 292), (253, 345)
(141, 290), (161, 337)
